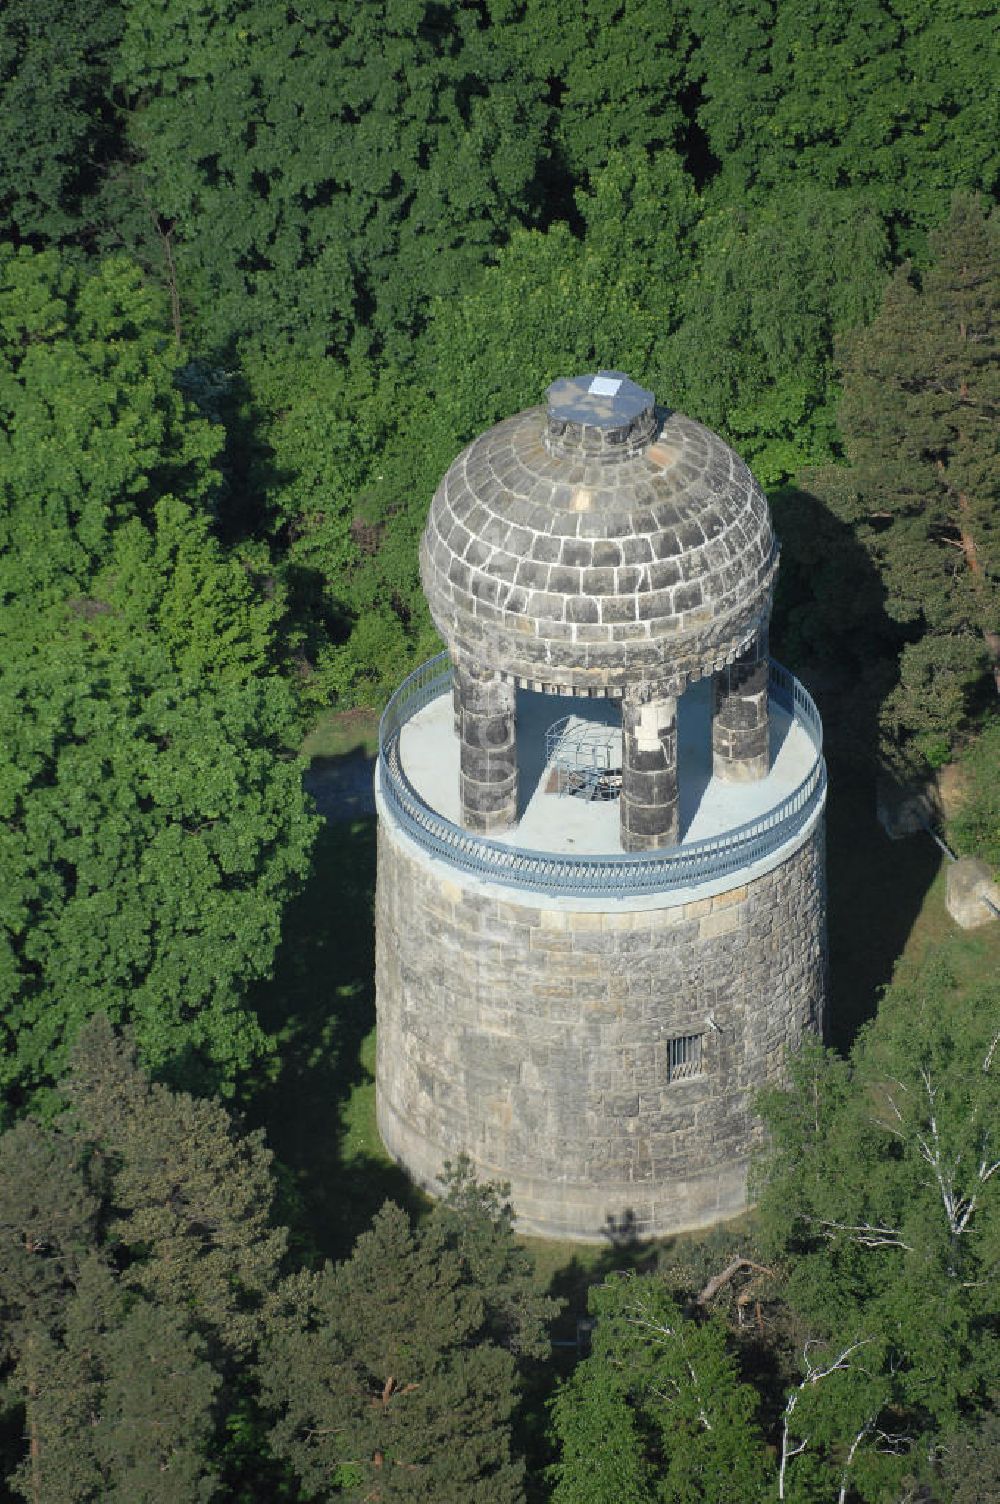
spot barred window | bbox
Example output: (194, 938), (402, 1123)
(667, 1034), (703, 1082)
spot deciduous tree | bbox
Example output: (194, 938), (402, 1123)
(520, 0), (691, 184)
(667, 188), (890, 484)
(0, 246), (220, 607)
(115, 0), (549, 360)
(548, 1275), (769, 1503)
(0, 599), (316, 1107)
(0, 247), (317, 1108)
(688, 0), (999, 246)
(0, 0), (125, 249)
(755, 947), (1000, 1495)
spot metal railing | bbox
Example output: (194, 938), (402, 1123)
(378, 653), (826, 897)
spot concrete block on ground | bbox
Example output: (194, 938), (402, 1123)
(946, 856), (1000, 929)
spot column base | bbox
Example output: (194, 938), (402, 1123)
(712, 645), (770, 785)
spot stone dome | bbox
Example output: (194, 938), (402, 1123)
(420, 372), (778, 697)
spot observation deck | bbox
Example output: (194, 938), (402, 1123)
(377, 653), (826, 901)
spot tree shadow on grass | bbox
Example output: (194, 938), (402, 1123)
(244, 817), (425, 1265)
(823, 774), (941, 1051)
(769, 484), (943, 1051)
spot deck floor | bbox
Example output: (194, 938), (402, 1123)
(398, 677), (818, 857)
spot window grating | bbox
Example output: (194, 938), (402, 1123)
(667, 1034), (703, 1082)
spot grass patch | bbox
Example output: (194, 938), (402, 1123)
(301, 706), (380, 762)
(891, 861), (1000, 987)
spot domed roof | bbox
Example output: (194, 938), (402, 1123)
(420, 373), (777, 697)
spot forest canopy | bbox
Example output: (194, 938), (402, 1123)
(0, 1), (997, 1499)
(2, 0), (995, 746)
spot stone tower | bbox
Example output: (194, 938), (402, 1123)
(375, 373), (826, 1241)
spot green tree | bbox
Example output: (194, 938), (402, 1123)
(0, 0), (125, 248)
(937, 1410), (1000, 1504)
(233, 345), (437, 709)
(755, 948), (1000, 1497)
(0, 598), (316, 1108)
(688, 0), (999, 246)
(0, 1119), (101, 1371)
(115, 0), (549, 360)
(0, 246), (220, 608)
(809, 193), (999, 764)
(434, 1157), (561, 1361)
(521, 0), (691, 183)
(9, 1261), (220, 1504)
(66, 1017), (287, 1363)
(263, 1201), (527, 1502)
(0, 248), (317, 1108)
(105, 495), (286, 682)
(549, 1354), (656, 1504)
(548, 1275), (769, 1503)
(666, 188), (890, 484)
(412, 146), (698, 443)
(0, 1017), (290, 1500)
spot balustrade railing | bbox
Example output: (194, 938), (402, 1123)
(377, 653), (825, 897)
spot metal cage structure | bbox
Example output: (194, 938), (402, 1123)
(544, 716), (623, 801)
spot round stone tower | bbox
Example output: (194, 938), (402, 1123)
(375, 373), (827, 1241)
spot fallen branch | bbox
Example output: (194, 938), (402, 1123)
(696, 1257), (774, 1306)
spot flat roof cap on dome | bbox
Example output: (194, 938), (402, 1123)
(420, 373), (778, 698)
(545, 371), (657, 461)
(547, 371), (654, 425)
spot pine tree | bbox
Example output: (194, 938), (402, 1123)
(10, 1260), (220, 1504)
(811, 193), (998, 764)
(264, 1201), (527, 1502)
(0, 1018), (288, 1498)
(0, 1119), (101, 1368)
(66, 1016), (287, 1364)
(433, 1156), (561, 1360)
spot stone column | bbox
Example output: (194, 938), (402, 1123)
(620, 691), (678, 851)
(456, 662), (518, 832)
(712, 635), (769, 782)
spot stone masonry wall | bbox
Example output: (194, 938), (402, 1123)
(375, 812), (827, 1241)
